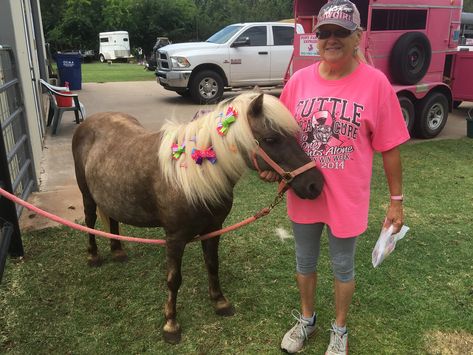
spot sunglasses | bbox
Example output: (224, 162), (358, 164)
(315, 28), (353, 39)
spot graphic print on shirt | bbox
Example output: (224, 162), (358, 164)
(295, 97), (364, 170)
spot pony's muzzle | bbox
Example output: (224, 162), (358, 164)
(306, 181), (323, 199)
(291, 169), (324, 200)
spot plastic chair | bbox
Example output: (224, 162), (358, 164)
(39, 79), (86, 135)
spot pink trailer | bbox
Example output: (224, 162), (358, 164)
(288, 0), (473, 138)
(450, 50), (473, 102)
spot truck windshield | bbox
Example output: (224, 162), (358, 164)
(206, 25), (243, 44)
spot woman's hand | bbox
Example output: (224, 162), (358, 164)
(384, 200), (404, 233)
(382, 147), (404, 234)
(259, 170), (279, 182)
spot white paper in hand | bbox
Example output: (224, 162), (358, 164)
(372, 224), (409, 268)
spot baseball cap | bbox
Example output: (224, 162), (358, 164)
(315, 0), (361, 31)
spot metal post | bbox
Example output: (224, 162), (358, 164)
(0, 222), (13, 283)
(0, 126), (24, 257)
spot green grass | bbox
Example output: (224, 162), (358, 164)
(1, 138), (473, 354)
(78, 62), (156, 83)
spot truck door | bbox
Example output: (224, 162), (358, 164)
(229, 25), (271, 86)
(270, 25), (296, 83)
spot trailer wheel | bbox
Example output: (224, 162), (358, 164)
(99, 54), (105, 63)
(414, 92), (448, 139)
(190, 70), (224, 104)
(390, 32), (431, 85)
(398, 95), (415, 135)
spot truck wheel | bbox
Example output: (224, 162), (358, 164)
(390, 32), (431, 85)
(414, 92), (448, 139)
(398, 95), (415, 135)
(99, 54), (105, 63)
(190, 70), (224, 104)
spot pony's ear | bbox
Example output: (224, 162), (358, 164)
(253, 85), (263, 93)
(248, 93), (264, 118)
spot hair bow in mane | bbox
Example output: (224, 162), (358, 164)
(217, 106), (238, 136)
(191, 147), (217, 165)
(171, 143), (186, 160)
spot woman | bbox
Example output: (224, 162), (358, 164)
(263, 0), (410, 353)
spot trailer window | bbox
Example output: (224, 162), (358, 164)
(460, 12), (473, 45)
(460, 28), (473, 45)
(273, 26), (294, 45)
(123, 38), (128, 42)
(370, 9), (427, 31)
(100, 38), (109, 43)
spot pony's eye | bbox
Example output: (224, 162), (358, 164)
(263, 137), (279, 144)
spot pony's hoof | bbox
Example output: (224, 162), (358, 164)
(215, 301), (235, 317)
(112, 250), (128, 263)
(87, 255), (103, 267)
(163, 329), (181, 344)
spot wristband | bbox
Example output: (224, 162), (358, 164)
(390, 195), (403, 201)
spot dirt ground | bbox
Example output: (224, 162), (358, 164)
(425, 330), (473, 354)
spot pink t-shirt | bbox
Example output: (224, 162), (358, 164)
(280, 62), (410, 238)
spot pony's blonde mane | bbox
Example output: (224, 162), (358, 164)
(158, 92), (299, 206)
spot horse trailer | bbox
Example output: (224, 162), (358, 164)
(98, 31), (132, 63)
(287, 0), (473, 138)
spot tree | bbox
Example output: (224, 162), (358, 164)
(101, 0), (135, 32)
(40, 0), (104, 51)
(39, 0), (293, 52)
(129, 0), (198, 55)
(194, 0), (293, 40)
(465, 0), (473, 12)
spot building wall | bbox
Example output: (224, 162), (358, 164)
(0, 0), (48, 184)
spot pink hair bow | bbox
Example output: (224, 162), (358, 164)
(171, 143), (185, 160)
(191, 147), (217, 165)
(217, 106), (238, 136)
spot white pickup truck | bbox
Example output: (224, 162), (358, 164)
(155, 22), (303, 104)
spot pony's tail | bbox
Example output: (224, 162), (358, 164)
(97, 207), (111, 233)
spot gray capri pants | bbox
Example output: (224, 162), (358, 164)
(292, 222), (357, 282)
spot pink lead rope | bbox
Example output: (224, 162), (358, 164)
(0, 187), (166, 245)
(0, 145), (316, 245)
(0, 186), (282, 245)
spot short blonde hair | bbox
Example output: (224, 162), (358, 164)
(354, 28), (366, 63)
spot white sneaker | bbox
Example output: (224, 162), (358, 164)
(325, 323), (348, 355)
(280, 310), (316, 353)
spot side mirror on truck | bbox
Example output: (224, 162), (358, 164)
(231, 37), (250, 47)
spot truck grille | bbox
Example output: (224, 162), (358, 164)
(158, 51), (170, 69)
